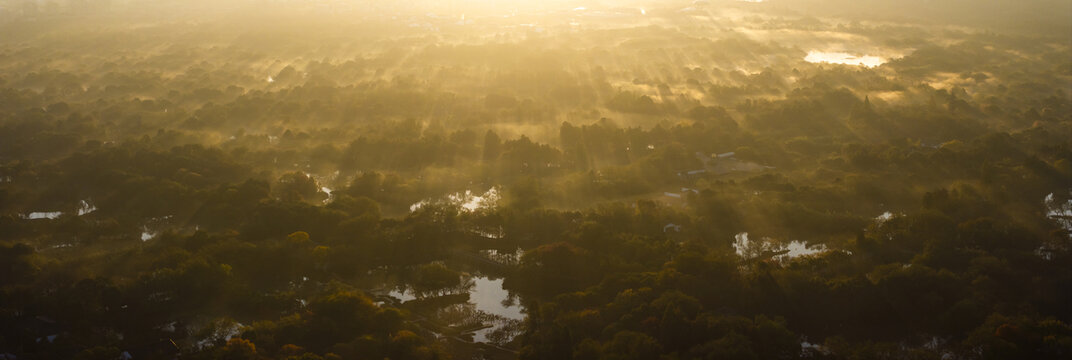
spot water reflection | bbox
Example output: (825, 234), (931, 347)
(25, 211), (63, 220)
(1044, 192), (1072, 234)
(1039, 192), (1072, 260)
(388, 288), (417, 302)
(410, 187), (500, 212)
(805, 51), (885, 67)
(734, 232), (828, 261)
(471, 276), (523, 321)
(23, 199), (97, 220)
(387, 273), (524, 345)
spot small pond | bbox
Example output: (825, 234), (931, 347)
(805, 51), (885, 67)
(734, 232), (828, 261)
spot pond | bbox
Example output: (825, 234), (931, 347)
(140, 215), (176, 242)
(1039, 192), (1072, 260)
(469, 276), (524, 344)
(1044, 192), (1072, 234)
(23, 200), (97, 220)
(320, 186), (334, 204)
(25, 211), (63, 220)
(388, 288), (418, 302)
(77, 200), (97, 215)
(805, 51), (885, 67)
(387, 272), (524, 346)
(141, 227), (156, 241)
(734, 232), (828, 261)
(470, 276), (523, 321)
(410, 187), (500, 213)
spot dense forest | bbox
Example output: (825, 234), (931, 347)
(0, 1), (1070, 359)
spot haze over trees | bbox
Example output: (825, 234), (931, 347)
(0, 1), (1069, 359)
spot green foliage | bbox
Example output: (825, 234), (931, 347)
(1, 3), (1070, 359)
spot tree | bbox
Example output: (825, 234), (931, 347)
(412, 263), (464, 297)
(275, 172), (324, 203)
(483, 130), (502, 163)
(0, 243), (38, 285)
(219, 338), (259, 360)
(603, 331), (663, 360)
(304, 291), (378, 349)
